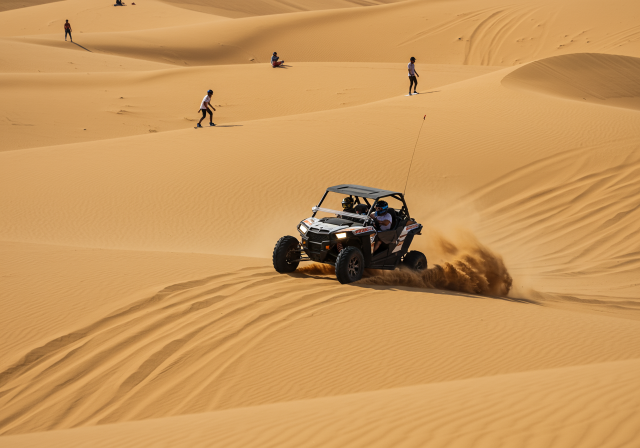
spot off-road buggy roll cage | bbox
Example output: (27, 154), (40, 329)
(272, 184), (426, 284)
(313, 184), (412, 224)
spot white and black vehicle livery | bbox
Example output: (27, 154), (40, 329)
(273, 184), (427, 284)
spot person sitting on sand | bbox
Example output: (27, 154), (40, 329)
(197, 89), (216, 128)
(115, 0), (126, 5)
(64, 20), (72, 42)
(408, 56), (419, 95)
(271, 52), (284, 67)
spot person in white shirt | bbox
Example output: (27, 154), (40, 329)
(370, 201), (393, 252)
(197, 89), (216, 128)
(408, 56), (419, 95)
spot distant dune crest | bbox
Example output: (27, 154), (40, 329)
(503, 53), (640, 110)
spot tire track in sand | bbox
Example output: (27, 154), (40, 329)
(464, 6), (540, 65)
(0, 267), (365, 435)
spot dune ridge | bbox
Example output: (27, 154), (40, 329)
(503, 53), (640, 110)
(9, 0), (640, 67)
(162, 0), (402, 18)
(2, 264), (640, 435)
(3, 359), (640, 447)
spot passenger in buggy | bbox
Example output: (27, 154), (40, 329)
(370, 201), (393, 252)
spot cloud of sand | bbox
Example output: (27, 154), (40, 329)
(298, 231), (513, 297)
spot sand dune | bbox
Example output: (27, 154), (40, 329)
(0, 241), (267, 372)
(0, 63), (498, 151)
(0, 0), (60, 13)
(13, 0), (640, 67)
(503, 53), (640, 110)
(0, 39), (173, 73)
(2, 0), (640, 444)
(3, 359), (640, 447)
(163, 0), (402, 18)
(2, 263), (640, 434)
(0, 0), (224, 37)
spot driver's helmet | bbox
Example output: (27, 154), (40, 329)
(375, 200), (389, 216)
(342, 197), (355, 210)
(354, 204), (368, 215)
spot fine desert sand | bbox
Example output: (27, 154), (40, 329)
(1, 0), (640, 446)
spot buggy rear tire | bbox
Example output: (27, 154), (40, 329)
(335, 246), (364, 284)
(273, 236), (301, 273)
(403, 251), (427, 271)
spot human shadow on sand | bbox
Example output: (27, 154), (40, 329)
(71, 42), (92, 52)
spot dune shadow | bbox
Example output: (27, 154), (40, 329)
(71, 42), (91, 52)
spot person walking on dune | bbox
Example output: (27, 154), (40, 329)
(196, 89), (216, 128)
(408, 56), (419, 95)
(271, 52), (284, 68)
(64, 20), (72, 42)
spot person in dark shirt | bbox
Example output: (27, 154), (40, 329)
(271, 52), (284, 67)
(64, 20), (72, 42)
(408, 56), (419, 95)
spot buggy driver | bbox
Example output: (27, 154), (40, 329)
(354, 204), (368, 215)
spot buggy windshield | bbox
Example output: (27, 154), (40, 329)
(312, 207), (368, 222)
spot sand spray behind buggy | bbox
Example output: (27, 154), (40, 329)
(397, 115), (512, 295)
(299, 231), (513, 296)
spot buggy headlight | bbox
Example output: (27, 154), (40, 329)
(336, 233), (347, 239)
(299, 224), (308, 234)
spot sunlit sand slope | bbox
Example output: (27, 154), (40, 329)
(2, 66), (640, 311)
(503, 53), (640, 110)
(163, 0), (401, 18)
(0, 241), (267, 372)
(3, 0), (640, 443)
(0, 39), (173, 73)
(1, 264), (639, 434)
(17, 0), (640, 66)
(0, 63), (498, 151)
(0, 0), (225, 37)
(3, 359), (640, 447)
(0, 0), (60, 13)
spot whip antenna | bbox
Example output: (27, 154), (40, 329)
(402, 115), (426, 195)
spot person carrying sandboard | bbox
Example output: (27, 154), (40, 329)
(408, 56), (419, 95)
(196, 89), (216, 128)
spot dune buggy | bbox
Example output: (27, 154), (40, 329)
(273, 184), (426, 284)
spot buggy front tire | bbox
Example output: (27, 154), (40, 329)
(335, 246), (364, 284)
(273, 236), (301, 273)
(403, 250), (427, 271)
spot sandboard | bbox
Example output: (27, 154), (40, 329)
(194, 124), (216, 129)
(405, 92), (420, 96)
